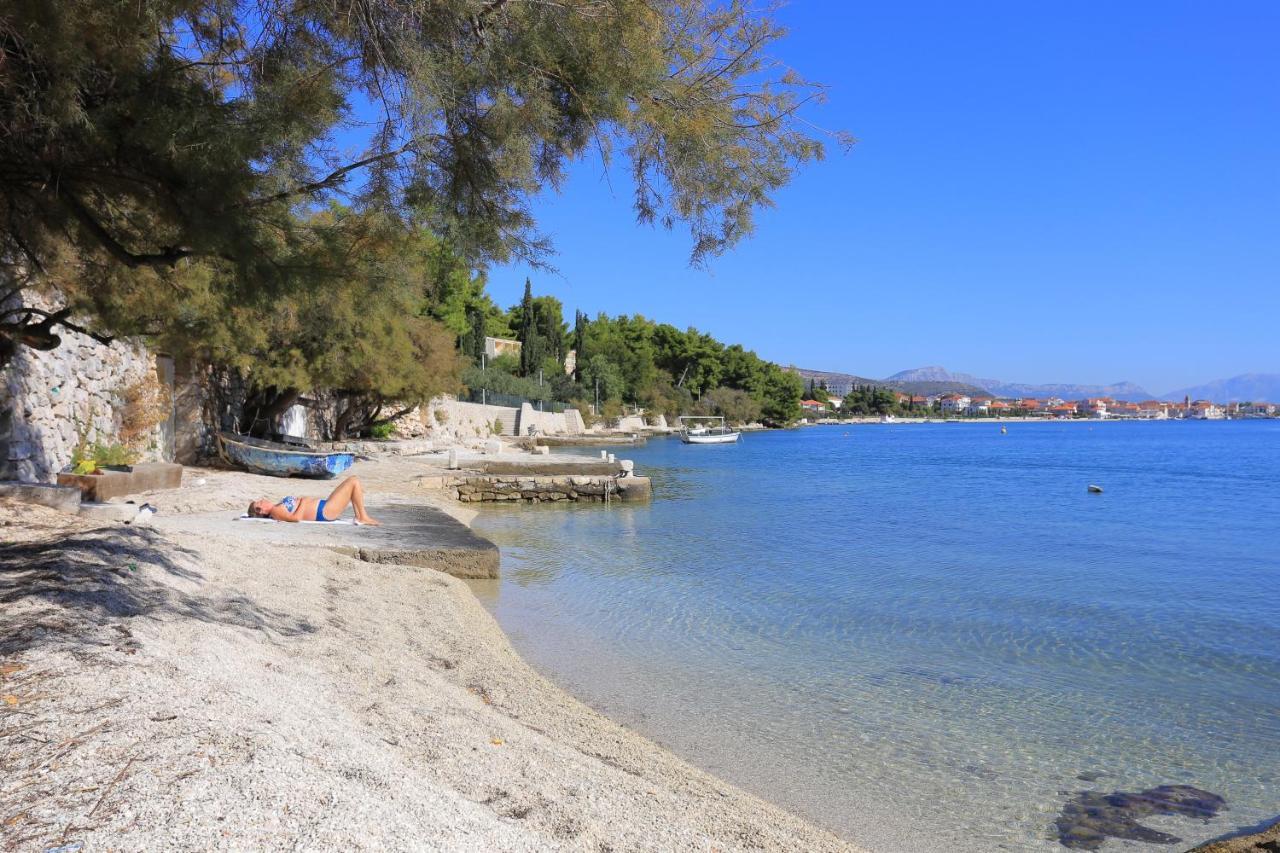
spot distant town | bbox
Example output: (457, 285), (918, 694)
(798, 387), (1276, 421)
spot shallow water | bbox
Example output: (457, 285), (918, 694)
(469, 421), (1280, 851)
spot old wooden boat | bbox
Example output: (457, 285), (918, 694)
(217, 432), (354, 479)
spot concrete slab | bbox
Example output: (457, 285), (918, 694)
(154, 502), (500, 579)
(79, 501), (142, 523)
(475, 459), (622, 476)
(57, 462), (183, 501)
(0, 481), (82, 513)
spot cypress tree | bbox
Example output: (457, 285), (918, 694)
(467, 305), (486, 364)
(518, 279), (542, 377)
(573, 310), (588, 381)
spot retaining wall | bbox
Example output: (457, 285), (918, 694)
(0, 298), (172, 482)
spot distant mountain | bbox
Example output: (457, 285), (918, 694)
(885, 366), (1151, 401)
(889, 379), (991, 397)
(987, 379), (1152, 400)
(790, 367), (880, 389)
(1164, 374), (1280, 404)
(886, 366), (1000, 388)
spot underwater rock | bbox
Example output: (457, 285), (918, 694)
(1055, 784), (1226, 850)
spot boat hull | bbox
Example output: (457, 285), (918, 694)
(218, 433), (354, 479)
(680, 431), (740, 444)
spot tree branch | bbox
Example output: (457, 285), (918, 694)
(241, 145), (416, 210)
(59, 191), (194, 268)
(0, 306), (115, 353)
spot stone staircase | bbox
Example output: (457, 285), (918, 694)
(492, 407), (520, 436)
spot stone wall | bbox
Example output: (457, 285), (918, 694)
(0, 330), (170, 483)
(388, 397), (585, 446)
(615, 414), (647, 432)
(517, 403), (585, 436)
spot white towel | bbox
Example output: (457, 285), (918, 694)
(236, 515), (356, 525)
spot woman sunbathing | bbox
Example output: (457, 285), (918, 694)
(247, 475), (381, 525)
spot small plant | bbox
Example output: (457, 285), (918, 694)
(118, 372), (172, 454)
(70, 420), (94, 471)
(491, 417), (504, 435)
(568, 399), (599, 428)
(70, 439), (137, 474)
(433, 408), (449, 425)
(369, 422), (395, 439)
(600, 399), (624, 424)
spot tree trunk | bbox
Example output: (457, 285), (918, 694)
(242, 387), (300, 436)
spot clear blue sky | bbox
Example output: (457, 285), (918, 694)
(482, 1), (1278, 395)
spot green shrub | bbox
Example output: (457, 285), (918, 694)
(369, 422), (395, 439)
(70, 429), (137, 474)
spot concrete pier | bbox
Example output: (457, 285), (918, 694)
(427, 474), (652, 504)
(154, 502), (501, 579)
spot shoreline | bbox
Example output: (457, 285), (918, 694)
(0, 457), (860, 851)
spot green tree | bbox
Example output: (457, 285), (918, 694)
(517, 279), (542, 377)
(0, 0), (838, 364)
(147, 207), (464, 438)
(463, 305), (487, 365)
(572, 310), (589, 381)
(699, 387), (762, 426)
(535, 296), (568, 366)
(580, 355), (626, 408)
(758, 364), (803, 426)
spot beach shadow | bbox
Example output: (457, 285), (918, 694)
(0, 525), (316, 657)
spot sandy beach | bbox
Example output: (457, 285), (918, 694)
(0, 456), (857, 851)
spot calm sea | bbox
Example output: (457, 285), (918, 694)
(468, 421), (1280, 852)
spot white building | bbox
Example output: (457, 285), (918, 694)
(1188, 401), (1224, 420)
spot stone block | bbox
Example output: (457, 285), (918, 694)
(0, 481), (82, 514)
(56, 462), (182, 502)
(129, 462), (183, 492)
(78, 502), (141, 523)
(616, 476), (652, 502)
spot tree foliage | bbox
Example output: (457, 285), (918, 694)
(0, 0), (839, 361)
(464, 282), (802, 425)
(839, 386), (901, 416)
(129, 206), (465, 438)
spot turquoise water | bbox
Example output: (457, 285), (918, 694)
(469, 421), (1280, 851)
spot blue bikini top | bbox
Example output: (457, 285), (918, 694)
(280, 496), (298, 512)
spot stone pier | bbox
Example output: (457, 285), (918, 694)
(432, 474), (652, 504)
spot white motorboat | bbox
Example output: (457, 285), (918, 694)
(677, 416), (740, 444)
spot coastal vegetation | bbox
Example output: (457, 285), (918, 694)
(463, 283), (804, 427)
(0, 0), (839, 415)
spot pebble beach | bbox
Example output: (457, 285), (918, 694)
(0, 456), (856, 852)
